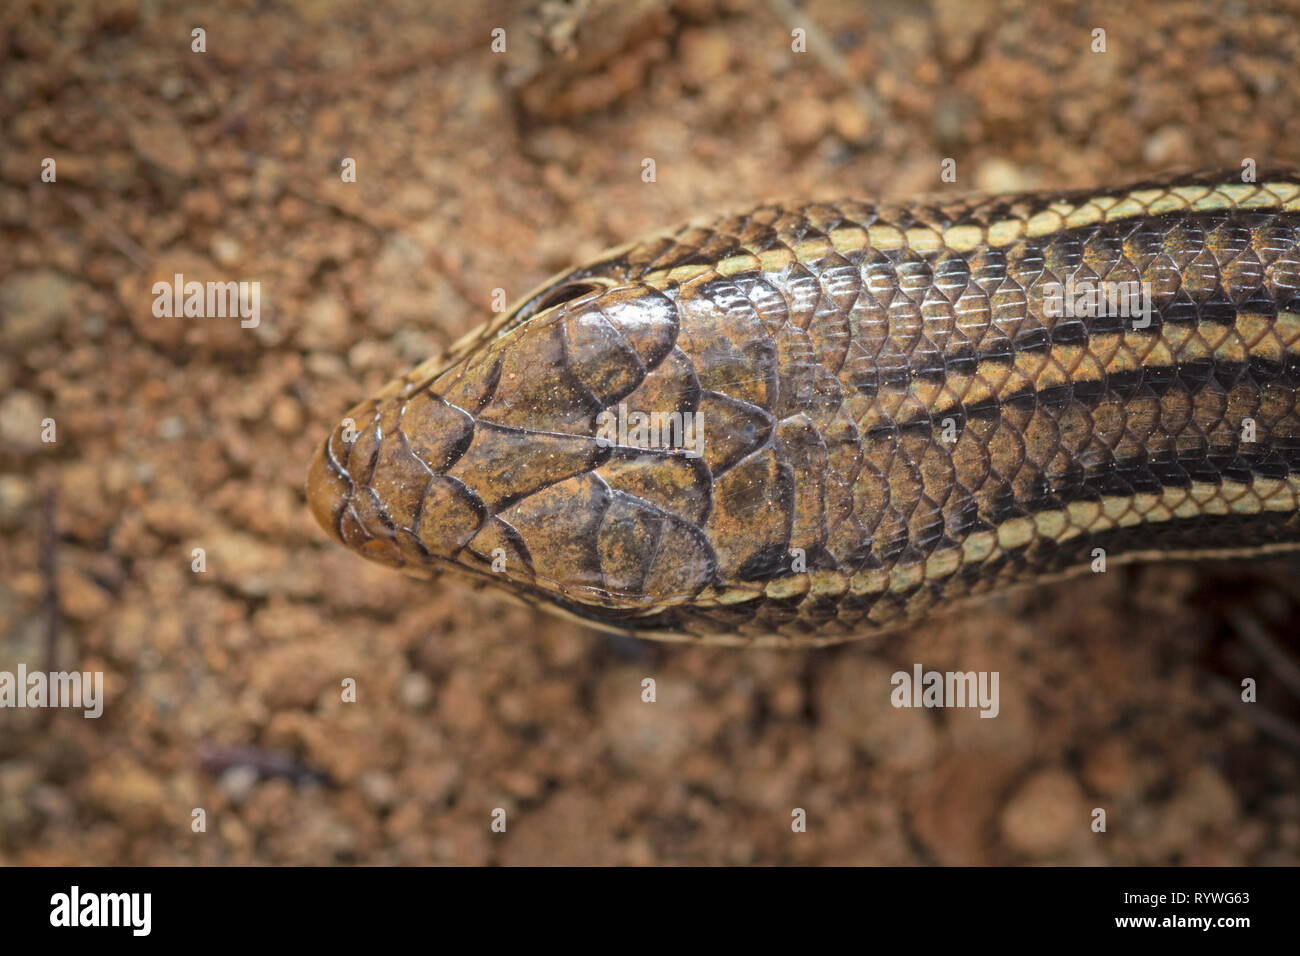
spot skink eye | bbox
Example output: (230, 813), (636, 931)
(513, 281), (605, 323)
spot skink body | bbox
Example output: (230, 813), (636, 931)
(309, 169), (1300, 645)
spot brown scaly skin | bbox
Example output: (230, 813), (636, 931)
(308, 169), (1300, 646)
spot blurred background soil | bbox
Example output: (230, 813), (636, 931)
(3, 0), (1300, 864)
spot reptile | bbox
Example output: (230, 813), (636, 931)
(306, 168), (1300, 646)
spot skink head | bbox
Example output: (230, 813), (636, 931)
(306, 282), (718, 613)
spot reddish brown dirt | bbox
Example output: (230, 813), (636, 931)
(2, 0), (1299, 864)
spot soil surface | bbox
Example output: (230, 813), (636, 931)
(3, 0), (1299, 864)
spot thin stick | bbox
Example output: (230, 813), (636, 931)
(58, 192), (148, 267)
(763, 0), (885, 137)
(1207, 679), (1300, 756)
(1229, 609), (1300, 700)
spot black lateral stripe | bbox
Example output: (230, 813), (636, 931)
(865, 350), (1300, 436)
(847, 207), (1300, 381)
